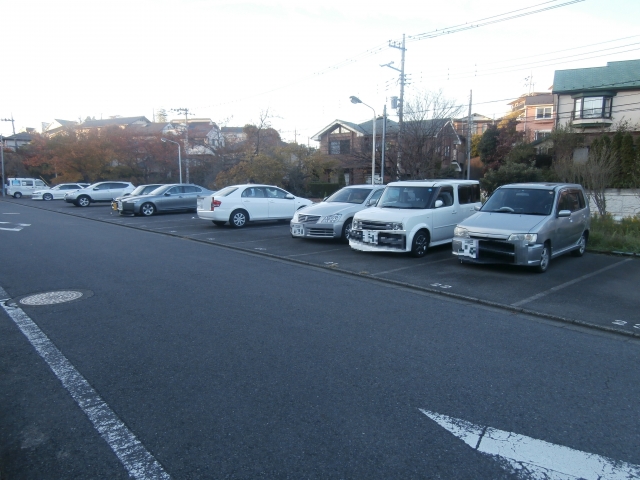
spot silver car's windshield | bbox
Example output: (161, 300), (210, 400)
(378, 186), (436, 209)
(325, 187), (372, 204)
(482, 188), (555, 215)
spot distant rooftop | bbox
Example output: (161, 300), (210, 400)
(553, 59), (640, 93)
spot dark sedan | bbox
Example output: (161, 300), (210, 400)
(117, 184), (215, 216)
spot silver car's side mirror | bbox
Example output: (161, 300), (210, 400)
(557, 209), (571, 217)
(474, 205), (481, 211)
(366, 198), (376, 206)
(285, 194), (295, 199)
(434, 199), (444, 208)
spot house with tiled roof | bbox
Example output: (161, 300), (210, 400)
(77, 116), (151, 131)
(506, 92), (555, 142)
(125, 122), (177, 137)
(42, 119), (78, 137)
(553, 59), (640, 131)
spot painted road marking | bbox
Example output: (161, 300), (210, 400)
(511, 259), (632, 307)
(420, 409), (640, 479)
(0, 221), (31, 231)
(286, 247), (345, 257)
(0, 286), (170, 479)
(371, 257), (452, 276)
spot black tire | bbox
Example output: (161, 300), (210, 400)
(140, 203), (156, 216)
(212, 221), (226, 226)
(13, 192), (22, 199)
(534, 242), (551, 273)
(77, 195), (91, 207)
(341, 218), (353, 243)
(43, 193), (53, 201)
(571, 232), (588, 257)
(410, 230), (430, 258)
(229, 209), (248, 228)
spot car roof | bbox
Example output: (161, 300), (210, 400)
(386, 179), (479, 187)
(498, 182), (584, 190)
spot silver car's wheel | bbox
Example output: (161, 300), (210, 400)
(341, 218), (353, 243)
(571, 232), (587, 257)
(141, 203), (156, 216)
(13, 192), (22, 198)
(410, 230), (430, 258)
(230, 210), (248, 228)
(43, 193), (53, 201)
(535, 243), (551, 273)
(77, 195), (90, 207)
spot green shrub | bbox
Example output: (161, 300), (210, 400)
(589, 215), (640, 253)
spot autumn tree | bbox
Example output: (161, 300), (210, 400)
(397, 90), (463, 179)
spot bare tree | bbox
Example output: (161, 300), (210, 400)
(397, 90), (463, 179)
(578, 139), (619, 216)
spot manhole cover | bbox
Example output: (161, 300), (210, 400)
(20, 291), (84, 306)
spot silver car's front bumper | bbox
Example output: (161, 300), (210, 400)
(290, 221), (342, 239)
(452, 237), (544, 266)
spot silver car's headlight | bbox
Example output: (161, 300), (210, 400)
(508, 233), (538, 244)
(320, 213), (342, 223)
(454, 226), (470, 238)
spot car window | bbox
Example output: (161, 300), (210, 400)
(62, 185), (76, 190)
(369, 189), (384, 203)
(111, 183), (129, 189)
(378, 186), (436, 209)
(242, 187), (266, 198)
(184, 186), (202, 193)
(558, 190), (581, 212)
(435, 186), (454, 207)
(265, 187), (287, 199)
(483, 188), (555, 215)
(94, 183), (110, 190)
(35, 180), (46, 187)
(576, 190), (587, 210)
(326, 187), (372, 204)
(22, 180), (34, 186)
(167, 186), (184, 194)
(458, 184), (481, 204)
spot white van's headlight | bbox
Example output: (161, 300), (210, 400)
(508, 233), (537, 244)
(454, 226), (470, 238)
(385, 222), (403, 230)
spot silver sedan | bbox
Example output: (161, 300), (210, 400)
(290, 185), (385, 242)
(117, 184), (215, 216)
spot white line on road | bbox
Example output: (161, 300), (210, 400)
(371, 257), (452, 276)
(421, 409), (640, 479)
(0, 287), (171, 479)
(287, 247), (345, 257)
(511, 258), (632, 307)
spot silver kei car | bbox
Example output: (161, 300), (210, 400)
(290, 185), (385, 242)
(452, 183), (590, 273)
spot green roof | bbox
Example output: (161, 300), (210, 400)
(552, 59), (640, 94)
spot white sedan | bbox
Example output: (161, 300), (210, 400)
(197, 184), (313, 228)
(31, 183), (88, 201)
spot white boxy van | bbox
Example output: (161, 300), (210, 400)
(6, 178), (48, 198)
(349, 179), (482, 257)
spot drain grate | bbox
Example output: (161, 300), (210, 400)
(20, 291), (84, 306)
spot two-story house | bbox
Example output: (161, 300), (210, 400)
(507, 92), (555, 142)
(553, 59), (640, 134)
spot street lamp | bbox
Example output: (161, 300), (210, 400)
(350, 96), (376, 185)
(161, 137), (182, 184)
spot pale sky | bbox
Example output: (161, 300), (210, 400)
(2, 0), (640, 144)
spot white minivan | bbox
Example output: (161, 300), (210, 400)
(349, 179), (482, 257)
(6, 178), (48, 198)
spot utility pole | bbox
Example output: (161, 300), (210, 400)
(173, 108), (191, 183)
(1, 135), (5, 197)
(388, 34), (406, 180)
(381, 105), (387, 184)
(1, 116), (16, 135)
(466, 90), (472, 180)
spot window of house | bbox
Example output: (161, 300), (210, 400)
(329, 140), (350, 155)
(536, 107), (552, 119)
(534, 130), (551, 141)
(444, 145), (451, 157)
(573, 96), (612, 119)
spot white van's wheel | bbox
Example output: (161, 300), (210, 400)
(13, 192), (22, 199)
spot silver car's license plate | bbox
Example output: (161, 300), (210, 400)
(362, 230), (378, 244)
(291, 224), (304, 236)
(459, 239), (478, 258)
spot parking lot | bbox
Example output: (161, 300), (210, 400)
(4, 197), (640, 337)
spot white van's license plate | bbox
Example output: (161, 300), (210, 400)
(362, 230), (378, 244)
(459, 239), (478, 258)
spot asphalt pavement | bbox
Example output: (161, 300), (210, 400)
(1, 199), (639, 479)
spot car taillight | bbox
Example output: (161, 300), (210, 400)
(211, 198), (221, 211)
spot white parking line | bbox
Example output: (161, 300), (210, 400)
(421, 409), (640, 479)
(371, 257), (452, 276)
(287, 247), (345, 257)
(0, 287), (170, 479)
(511, 259), (632, 307)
